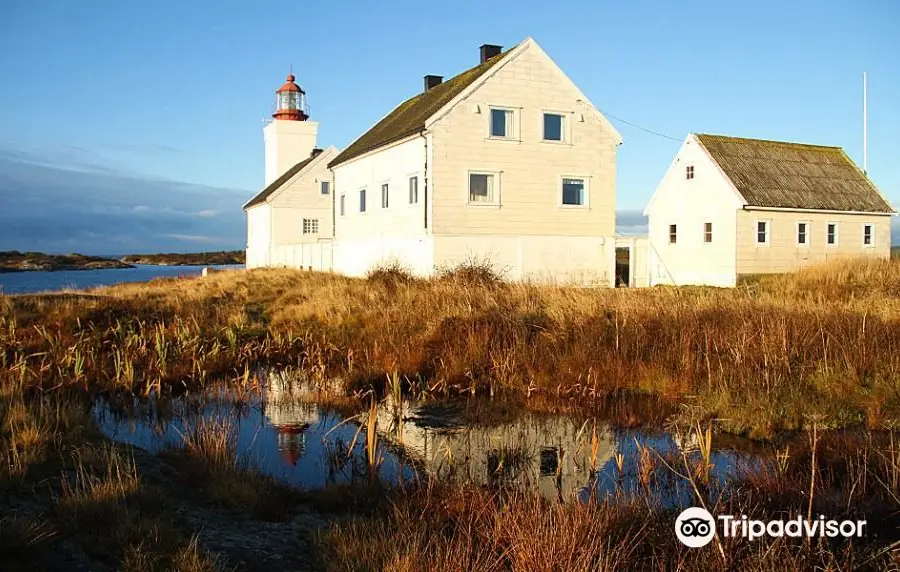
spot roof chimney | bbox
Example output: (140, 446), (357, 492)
(480, 44), (502, 64)
(424, 75), (443, 92)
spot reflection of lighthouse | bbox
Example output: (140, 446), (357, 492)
(262, 372), (319, 466)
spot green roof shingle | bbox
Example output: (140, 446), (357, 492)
(696, 134), (893, 213)
(328, 48), (512, 168)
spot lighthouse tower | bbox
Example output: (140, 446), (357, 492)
(263, 73), (319, 186)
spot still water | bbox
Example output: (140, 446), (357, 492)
(94, 370), (768, 506)
(0, 264), (242, 295)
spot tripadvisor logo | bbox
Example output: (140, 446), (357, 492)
(675, 507), (716, 548)
(675, 507), (867, 547)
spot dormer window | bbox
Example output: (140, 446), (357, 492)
(686, 165), (695, 180)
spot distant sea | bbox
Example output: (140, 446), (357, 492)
(0, 264), (243, 295)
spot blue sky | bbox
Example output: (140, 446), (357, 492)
(1, 0), (898, 252)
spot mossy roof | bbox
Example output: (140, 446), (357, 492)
(695, 134), (893, 213)
(328, 48), (513, 168)
(243, 152), (320, 209)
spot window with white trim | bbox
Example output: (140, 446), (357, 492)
(381, 184), (389, 208)
(797, 221), (809, 246)
(359, 189), (366, 213)
(686, 165), (695, 180)
(863, 223), (875, 246)
(489, 107), (516, 139)
(320, 181), (330, 195)
(409, 176), (418, 204)
(669, 224), (677, 244)
(468, 172), (497, 204)
(827, 222), (838, 245)
(704, 222), (712, 243)
(757, 220), (770, 245)
(561, 177), (586, 206)
(543, 113), (566, 142)
(302, 218), (319, 235)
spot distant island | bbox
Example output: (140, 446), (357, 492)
(120, 250), (245, 266)
(0, 251), (134, 273)
(0, 250), (246, 273)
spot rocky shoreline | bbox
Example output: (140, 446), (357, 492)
(120, 250), (245, 266)
(0, 251), (134, 273)
(0, 250), (245, 272)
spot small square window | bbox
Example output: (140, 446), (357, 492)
(381, 183), (389, 208)
(320, 181), (330, 195)
(302, 218), (319, 235)
(543, 113), (565, 142)
(704, 222), (712, 243)
(359, 189), (366, 213)
(409, 176), (418, 204)
(827, 223), (838, 245)
(490, 108), (512, 137)
(669, 224), (677, 244)
(797, 222), (808, 245)
(469, 173), (495, 204)
(686, 165), (695, 180)
(863, 224), (874, 246)
(757, 221), (769, 244)
(561, 177), (586, 206)
(340, 194), (345, 216)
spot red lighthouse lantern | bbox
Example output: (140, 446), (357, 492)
(273, 73), (308, 121)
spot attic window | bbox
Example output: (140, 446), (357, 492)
(489, 107), (516, 139)
(704, 222), (713, 243)
(543, 113), (566, 142)
(321, 181), (330, 195)
(686, 165), (695, 180)
(669, 224), (677, 244)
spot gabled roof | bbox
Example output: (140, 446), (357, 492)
(695, 134), (893, 213)
(244, 148), (326, 209)
(328, 45), (515, 168)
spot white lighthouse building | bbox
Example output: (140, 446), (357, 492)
(244, 73), (338, 269)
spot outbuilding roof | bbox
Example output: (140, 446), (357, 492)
(695, 133), (893, 213)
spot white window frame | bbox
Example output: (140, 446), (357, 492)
(558, 175), (590, 208)
(380, 182), (389, 209)
(542, 110), (570, 144)
(302, 218), (319, 235)
(703, 222), (713, 244)
(863, 223), (875, 247)
(487, 106), (519, 141)
(796, 220), (811, 247)
(466, 170), (501, 207)
(320, 180), (330, 195)
(339, 194), (346, 216)
(408, 175), (419, 205)
(686, 165), (695, 180)
(669, 224), (677, 245)
(826, 222), (839, 246)
(756, 219), (771, 246)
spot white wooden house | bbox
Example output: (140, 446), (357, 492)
(644, 133), (894, 287)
